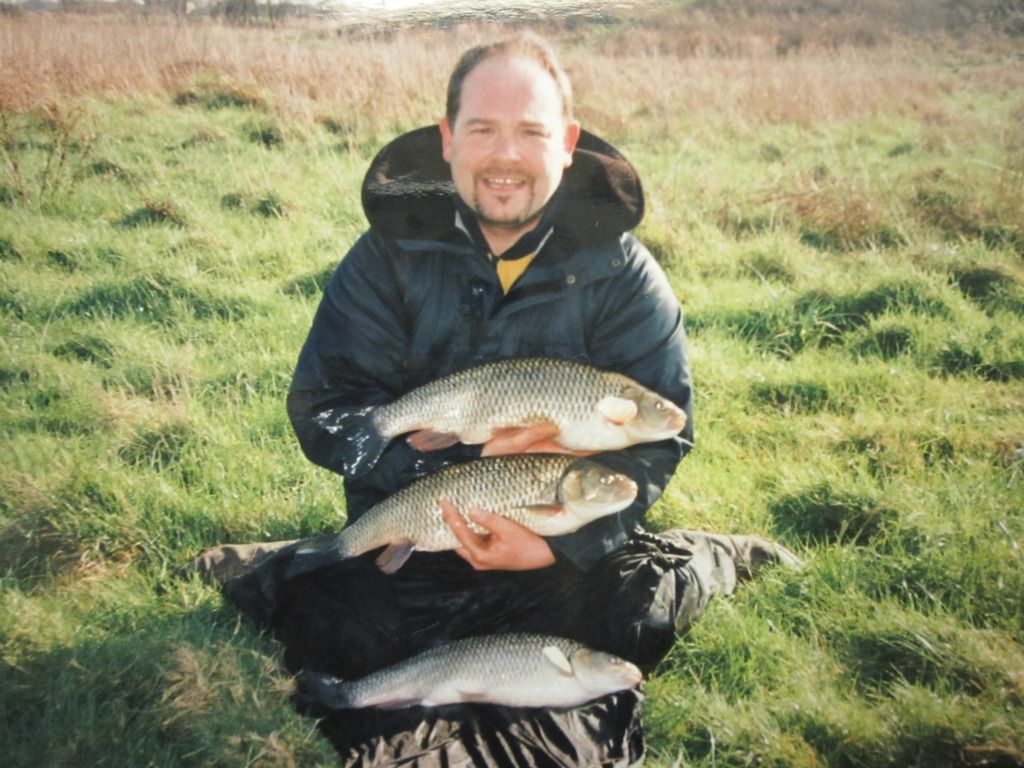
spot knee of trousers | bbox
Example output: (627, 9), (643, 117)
(580, 536), (733, 671)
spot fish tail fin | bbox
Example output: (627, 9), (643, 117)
(284, 534), (354, 579)
(319, 407), (389, 478)
(295, 670), (357, 710)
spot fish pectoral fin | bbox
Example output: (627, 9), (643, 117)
(454, 688), (489, 703)
(406, 430), (461, 451)
(542, 645), (575, 677)
(596, 396), (638, 425)
(375, 541), (416, 574)
(522, 504), (567, 517)
(377, 697), (423, 710)
(489, 426), (523, 437)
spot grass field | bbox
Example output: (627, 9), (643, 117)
(2, 2), (1023, 766)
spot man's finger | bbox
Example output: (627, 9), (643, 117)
(481, 422), (561, 456)
(440, 499), (488, 551)
(464, 507), (518, 536)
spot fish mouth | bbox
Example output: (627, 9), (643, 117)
(562, 470), (637, 517)
(616, 477), (639, 503)
(621, 662), (643, 687)
(588, 476), (637, 508)
(634, 408), (687, 439)
(667, 410), (687, 430)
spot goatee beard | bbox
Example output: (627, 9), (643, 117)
(471, 196), (544, 232)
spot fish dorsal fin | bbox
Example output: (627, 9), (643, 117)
(542, 645), (574, 677)
(596, 396), (637, 426)
(375, 541), (416, 574)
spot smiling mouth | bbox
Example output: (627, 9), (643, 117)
(480, 175), (527, 192)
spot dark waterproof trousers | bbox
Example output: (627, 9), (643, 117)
(224, 530), (737, 767)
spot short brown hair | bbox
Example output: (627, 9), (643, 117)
(445, 33), (574, 125)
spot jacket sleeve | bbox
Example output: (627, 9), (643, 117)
(288, 232), (481, 521)
(286, 231), (410, 478)
(548, 235), (694, 570)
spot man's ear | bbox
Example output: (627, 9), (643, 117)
(439, 118), (453, 163)
(563, 120), (581, 168)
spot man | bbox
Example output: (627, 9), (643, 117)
(199, 33), (797, 766)
(287, 33), (690, 575)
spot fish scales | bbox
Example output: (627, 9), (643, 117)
(298, 633), (644, 709)
(345, 634), (568, 707)
(287, 454), (638, 576)
(334, 357), (687, 478)
(374, 358), (639, 441)
(338, 455), (615, 556)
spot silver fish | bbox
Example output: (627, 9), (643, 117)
(296, 633), (643, 710)
(327, 358), (687, 477)
(288, 454), (638, 575)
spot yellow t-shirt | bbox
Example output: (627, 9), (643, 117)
(495, 253), (536, 294)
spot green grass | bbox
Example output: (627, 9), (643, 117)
(2, 7), (1023, 767)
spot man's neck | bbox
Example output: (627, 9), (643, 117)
(479, 223), (537, 257)
(455, 189), (564, 260)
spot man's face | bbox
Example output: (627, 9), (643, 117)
(440, 54), (581, 253)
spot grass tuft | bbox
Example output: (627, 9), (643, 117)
(253, 193), (287, 218)
(246, 120), (284, 148)
(85, 157), (136, 182)
(51, 335), (117, 367)
(281, 264), (335, 298)
(934, 337), (1024, 382)
(692, 278), (951, 357)
(172, 76), (267, 112)
(855, 319), (917, 359)
(0, 236), (22, 261)
(117, 420), (198, 472)
(749, 379), (833, 413)
(768, 482), (896, 545)
(117, 200), (187, 229)
(219, 191), (245, 210)
(0, 367), (31, 388)
(58, 275), (256, 324)
(791, 184), (906, 251)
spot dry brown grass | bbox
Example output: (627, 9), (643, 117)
(0, 14), (465, 125)
(570, 48), (947, 133)
(0, 10), (963, 132)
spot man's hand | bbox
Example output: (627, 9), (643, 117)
(480, 422), (594, 457)
(440, 499), (556, 571)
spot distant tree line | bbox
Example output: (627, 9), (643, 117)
(147, 0), (315, 23)
(3, 0), (320, 23)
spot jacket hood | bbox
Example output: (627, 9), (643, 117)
(361, 125), (644, 247)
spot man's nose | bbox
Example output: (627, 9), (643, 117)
(491, 133), (521, 161)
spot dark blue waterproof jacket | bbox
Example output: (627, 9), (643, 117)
(287, 126), (693, 570)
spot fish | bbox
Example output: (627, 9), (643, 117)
(295, 633), (643, 710)
(322, 357), (687, 478)
(287, 454), (638, 576)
